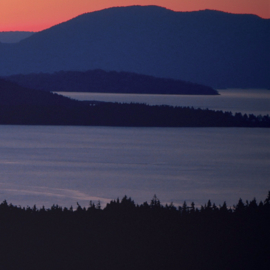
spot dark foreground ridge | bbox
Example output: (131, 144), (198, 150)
(0, 192), (269, 270)
(0, 79), (269, 127)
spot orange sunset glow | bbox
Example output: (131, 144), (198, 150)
(0, 0), (269, 31)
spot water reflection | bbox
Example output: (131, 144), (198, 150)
(0, 126), (269, 208)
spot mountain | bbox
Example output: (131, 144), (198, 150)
(0, 6), (269, 88)
(4, 69), (218, 95)
(0, 31), (35, 43)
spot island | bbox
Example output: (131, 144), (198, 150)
(0, 78), (269, 127)
(3, 69), (219, 95)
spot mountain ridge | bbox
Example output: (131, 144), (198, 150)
(0, 6), (269, 88)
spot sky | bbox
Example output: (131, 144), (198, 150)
(0, 0), (269, 31)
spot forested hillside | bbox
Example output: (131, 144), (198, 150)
(0, 79), (269, 127)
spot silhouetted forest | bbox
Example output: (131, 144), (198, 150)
(0, 192), (269, 270)
(0, 78), (269, 127)
(4, 69), (218, 95)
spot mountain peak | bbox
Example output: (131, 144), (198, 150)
(0, 5), (269, 88)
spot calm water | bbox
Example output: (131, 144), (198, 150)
(0, 126), (269, 208)
(55, 89), (270, 116)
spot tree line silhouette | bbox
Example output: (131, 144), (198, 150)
(0, 192), (269, 269)
(1, 100), (270, 127)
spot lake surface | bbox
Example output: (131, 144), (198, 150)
(55, 89), (270, 116)
(0, 126), (269, 208)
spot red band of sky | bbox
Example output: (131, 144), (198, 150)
(1, 0), (269, 31)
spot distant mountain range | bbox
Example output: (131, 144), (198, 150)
(0, 6), (269, 88)
(0, 31), (34, 43)
(4, 69), (218, 95)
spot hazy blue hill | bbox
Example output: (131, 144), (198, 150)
(4, 69), (218, 95)
(0, 6), (269, 88)
(0, 31), (34, 43)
